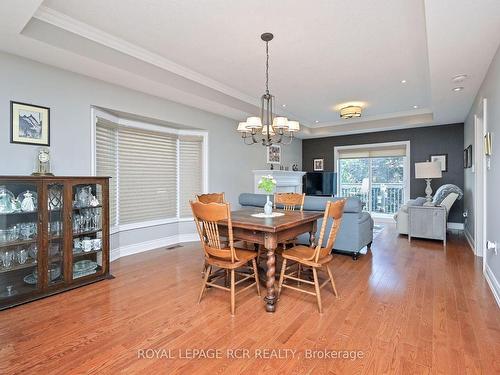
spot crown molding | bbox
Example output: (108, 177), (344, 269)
(33, 6), (260, 107)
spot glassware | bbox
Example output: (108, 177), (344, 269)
(0, 187), (15, 214)
(28, 244), (38, 260)
(16, 248), (28, 264)
(0, 286), (17, 298)
(19, 223), (36, 240)
(1, 250), (14, 268)
(76, 186), (92, 208)
(18, 191), (38, 212)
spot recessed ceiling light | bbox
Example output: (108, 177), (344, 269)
(413, 105), (419, 109)
(451, 74), (468, 83)
(315, 120), (319, 123)
(401, 80), (407, 84)
(452, 86), (464, 92)
(281, 104), (287, 107)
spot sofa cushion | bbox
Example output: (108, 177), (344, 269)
(303, 195), (361, 213)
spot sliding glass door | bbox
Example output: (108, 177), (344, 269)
(338, 156), (405, 216)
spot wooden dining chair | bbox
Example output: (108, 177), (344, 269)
(196, 192), (225, 204)
(273, 192), (305, 211)
(277, 199), (346, 313)
(196, 192), (226, 275)
(274, 192), (305, 250)
(191, 201), (260, 315)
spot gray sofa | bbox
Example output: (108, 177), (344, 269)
(238, 193), (374, 260)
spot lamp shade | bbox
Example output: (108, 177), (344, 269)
(237, 122), (249, 132)
(287, 120), (300, 132)
(415, 161), (442, 179)
(246, 116), (262, 129)
(272, 116), (288, 129)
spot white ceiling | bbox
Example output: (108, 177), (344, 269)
(0, 0), (499, 138)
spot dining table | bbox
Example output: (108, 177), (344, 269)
(219, 207), (323, 313)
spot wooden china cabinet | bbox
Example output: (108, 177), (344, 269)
(0, 176), (111, 310)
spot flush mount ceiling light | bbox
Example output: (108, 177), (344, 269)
(236, 32), (300, 146)
(451, 74), (468, 83)
(340, 105), (362, 119)
(401, 79), (407, 84)
(452, 86), (464, 92)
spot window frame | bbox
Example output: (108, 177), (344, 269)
(90, 108), (208, 234)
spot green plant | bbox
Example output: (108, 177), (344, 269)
(257, 175), (277, 194)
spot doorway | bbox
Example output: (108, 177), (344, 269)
(334, 141), (410, 218)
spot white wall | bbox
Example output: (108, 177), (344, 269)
(463, 43), (500, 304)
(0, 52), (302, 256)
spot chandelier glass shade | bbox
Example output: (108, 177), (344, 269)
(237, 33), (300, 146)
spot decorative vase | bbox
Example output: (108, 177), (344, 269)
(264, 195), (273, 216)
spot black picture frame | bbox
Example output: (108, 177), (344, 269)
(10, 101), (51, 146)
(430, 154), (448, 172)
(466, 145), (472, 168)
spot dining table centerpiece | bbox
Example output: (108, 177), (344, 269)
(257, 175), (277, 215)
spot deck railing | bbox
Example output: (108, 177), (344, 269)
(339, 182), (404, 214)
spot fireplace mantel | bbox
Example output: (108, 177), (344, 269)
(253, 170), (306, 194)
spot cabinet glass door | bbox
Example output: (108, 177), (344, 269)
(0, 182), (40, 301)
(48, 183), (64, 285)
(72, 183), (103, 279)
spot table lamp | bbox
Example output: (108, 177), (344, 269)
(415, 161), (442, 205)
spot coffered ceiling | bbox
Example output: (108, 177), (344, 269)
(0, 0), (499, 137)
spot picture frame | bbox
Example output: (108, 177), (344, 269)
(430, 154), (448, 172)
(10, 101), (50, 146)
(266, 145), (281, 164)
(463, 145), (472, 168)
(313, 158), (324, 171)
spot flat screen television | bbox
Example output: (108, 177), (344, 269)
(303, 172), (337, 196)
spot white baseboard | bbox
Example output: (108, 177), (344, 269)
(110, 233), (198, 262)
(447, 222), (464, 230)
(464, 228), (475, 254)
(484, 263), (500, 309)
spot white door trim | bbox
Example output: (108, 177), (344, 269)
(474, 99), (487, 262)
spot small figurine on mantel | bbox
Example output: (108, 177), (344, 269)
(32, 147), (54, 176)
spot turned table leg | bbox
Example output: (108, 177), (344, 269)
(264, 233), (278, 312)
(309, 220), (318, 247)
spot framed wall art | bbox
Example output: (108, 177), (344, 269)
(10, 101), (50, 146)
(266, 145), (281, 164)
(313, 158), (324, 171)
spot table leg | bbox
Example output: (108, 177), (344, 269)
(309, 220), (318, 247)
(264, 233), (278, 313)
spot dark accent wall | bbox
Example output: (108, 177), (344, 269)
(302, 123), (464, 222)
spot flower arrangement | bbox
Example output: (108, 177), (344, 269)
(257, 175), (277, 194)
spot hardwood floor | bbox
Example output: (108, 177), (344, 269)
(1, 225), (499, 374)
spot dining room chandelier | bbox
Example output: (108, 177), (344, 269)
(237, 33), (300, 146)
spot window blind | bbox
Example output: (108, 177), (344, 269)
(95, 119), (118, 227)
(118, 127), (178, 224)
(338, 145), (407, 159)
(179, 136), (203, 217)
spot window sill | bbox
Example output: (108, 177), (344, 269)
(111, 217), (194, 233)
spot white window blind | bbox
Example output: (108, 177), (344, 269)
(95, 119), (118, 227)
(179, 135), (203, 217)
(338, 145), (407, 159)
(118, 127), (178, 224)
